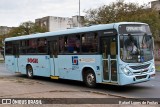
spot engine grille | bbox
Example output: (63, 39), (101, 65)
(130, 64), (150, 70)
(133, 69), (148, 74)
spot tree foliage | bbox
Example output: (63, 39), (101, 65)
(0, 21), (47, 48)
(85, 0), (160, 38)
(0, 36), (5, 48)
(8, 21), (47, 37)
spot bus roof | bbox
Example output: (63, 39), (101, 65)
(5, 22), (147, 42)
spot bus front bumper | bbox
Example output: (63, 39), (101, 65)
(119, 73), (155, 85)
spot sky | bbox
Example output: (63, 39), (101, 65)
(0, 0), (154, 27)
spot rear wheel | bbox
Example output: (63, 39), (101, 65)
(26, 65), (33, 78)
(84, 70), (96, 88)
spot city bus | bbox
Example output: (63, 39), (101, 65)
(4, 22), (155, 87)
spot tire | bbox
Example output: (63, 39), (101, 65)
(26, 65), (34, 78)
(84, 70), (96, 88)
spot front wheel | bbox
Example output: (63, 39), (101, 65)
(84, 71), (96, 88)
(26, 65), (34, 78)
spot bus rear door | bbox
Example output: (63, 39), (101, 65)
(13, 43), (19, 73)
(101, 36), (118, 83)
(49, 40), (59, 77)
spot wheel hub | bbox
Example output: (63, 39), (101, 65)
(87, 73), (95, 85)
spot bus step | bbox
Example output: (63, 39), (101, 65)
(50, 76), (59, 79)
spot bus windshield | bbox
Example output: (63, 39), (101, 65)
(120, 34), (153, 63)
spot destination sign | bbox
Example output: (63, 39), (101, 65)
(126, 26), (145, 32)
(119, 24), (151, 34)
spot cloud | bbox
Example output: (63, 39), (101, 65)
(0, 0), (152, 27)
(0, 0), (80, 26)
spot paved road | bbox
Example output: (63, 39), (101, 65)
(94, 72), (160, 98)
(0, 63), (160, 99)
(0, 63), (14, 76)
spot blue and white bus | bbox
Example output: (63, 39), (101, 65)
(5, 22), (155, 87)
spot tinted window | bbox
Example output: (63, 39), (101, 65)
(67, 35), (80, 53)
(27, 39), (37, 53)
(5, 42), (13, 55)
(59, 37), (66, 53)
(20, 41), (27, 54)
(59, 35), (80, 53)
(37, 38), (47, 54)
(82, 33), (98, 53)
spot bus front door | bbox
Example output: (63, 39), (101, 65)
(49, 40), (59, 77)
(101, 36), (118, 83)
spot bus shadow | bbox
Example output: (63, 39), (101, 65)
(16, 74), (86, 87)
(16, 74), (153, 93)
(96, 83), (153, 93)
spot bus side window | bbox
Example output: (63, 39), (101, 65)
(5, 42), (13, 55)
(59, 37), (65, 53)
(82, 33), (98, 53)
(27, 39), (37, 53)
(68, 35), (80, 53)
(65, 35), (80, 53)
(67, 36), (74, 53)
(82, 33), (89, 52)
(90, 33), (98, 52)
(59, 35), (81, 54)
(74, 35), (80, 53)
(20, 41), (26, 54)
(37, 38), (47, 54)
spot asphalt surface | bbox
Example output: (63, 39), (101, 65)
(94, 73), (160, 98)
(0, 63), (14, 76)
(0, 63), (160, 99)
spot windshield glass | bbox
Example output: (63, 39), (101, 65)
(120, 34), (153, 63)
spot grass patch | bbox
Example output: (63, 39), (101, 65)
(156, 65), (160, 71)
(0, 60), (4, 63)
(16, 78), (25, 83)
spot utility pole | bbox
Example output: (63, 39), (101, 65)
(78, 0), (80, 27)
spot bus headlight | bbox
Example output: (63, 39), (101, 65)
(122, 67), (133, 76)
(150, 66), (155, 72)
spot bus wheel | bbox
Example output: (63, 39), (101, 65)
(26, 65), (33, 78)
(84, 70), (96, 88)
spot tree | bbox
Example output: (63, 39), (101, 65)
(0, 21), (47, 49)
(84, 0), (160, 38)
(0, 36), (5, 48)
(8, 21), (47, 37)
